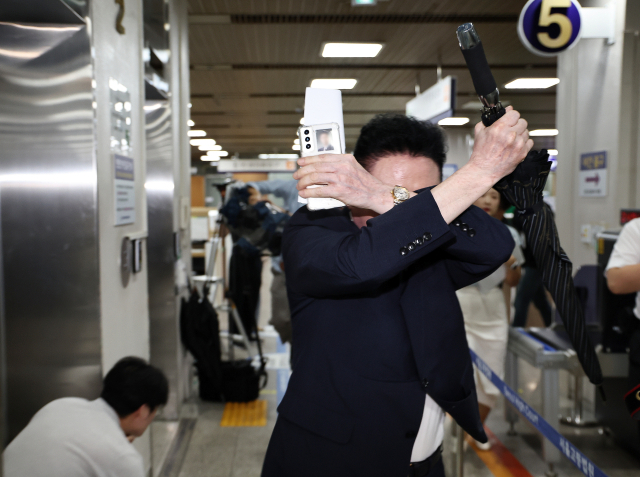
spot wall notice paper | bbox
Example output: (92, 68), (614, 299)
(298, 87), (346, 208)
(114, 154), (136, 225)
(579, 151), (607, 197)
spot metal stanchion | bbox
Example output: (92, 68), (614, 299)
(454, 423), (464, 477)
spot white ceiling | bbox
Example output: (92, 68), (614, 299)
(186, 0), (557, 160)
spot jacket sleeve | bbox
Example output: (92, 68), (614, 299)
(283, 189), (454, 298)
(442, 205), (515, 290)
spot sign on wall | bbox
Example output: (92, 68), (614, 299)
(579, 151), (607, 197)
(518, 0), (583, 57)
(114, 154), (136, 225)
(216, 159), (297, 173)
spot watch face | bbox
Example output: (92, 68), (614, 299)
(395, 187), (409, 201)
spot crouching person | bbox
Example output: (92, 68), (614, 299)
(4, 356), (168, 477)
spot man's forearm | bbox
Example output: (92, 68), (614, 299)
(431, 163), (494, 224)
(607, 264), (640, 294)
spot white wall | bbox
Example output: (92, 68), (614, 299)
(444, 128), (474, 170)
(556, 0), (634, 268)
(90, 0), (152, 468)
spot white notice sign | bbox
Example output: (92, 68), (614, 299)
(114, 154), (136, 225)
(579, 151), (607, 197)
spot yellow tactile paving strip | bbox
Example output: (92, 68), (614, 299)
(220, 400), (268, 427)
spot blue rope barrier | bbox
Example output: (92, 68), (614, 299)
(469, 348), (608, 477)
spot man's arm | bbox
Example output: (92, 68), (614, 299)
(442, 206), (515, 290)
(295, 107), (532, 223)
(283, 190), (454, 298)
(606, 221), (640, 294)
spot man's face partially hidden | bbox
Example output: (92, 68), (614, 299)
(351, 153), (441, 228)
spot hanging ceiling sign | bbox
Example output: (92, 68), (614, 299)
(406, 76), (456, 124)
(518, 0), (616, 57)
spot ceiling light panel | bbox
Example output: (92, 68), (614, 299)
(310, 78), (357, 90)
(505, 78), (560, 89)
(322, 43), (383, 58)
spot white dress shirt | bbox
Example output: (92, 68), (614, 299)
(4, 398), (144, 477)
(410, 395), (445, 462)
(605, 217), (640, 318)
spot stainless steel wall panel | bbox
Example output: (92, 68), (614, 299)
(145, 99), (180, 418)
(0, 22), (101, 442)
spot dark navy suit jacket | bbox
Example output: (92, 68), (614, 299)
(262, 189), (513, 477)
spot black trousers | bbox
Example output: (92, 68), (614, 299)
(629, 327), (640, 439)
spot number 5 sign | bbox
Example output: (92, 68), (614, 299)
(518, 0), (583, 57)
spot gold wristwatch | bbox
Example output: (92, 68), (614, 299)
(391, 186), (410, 206)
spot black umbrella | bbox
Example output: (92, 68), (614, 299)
(494, 151), (604, 389)
(456, 23), (604, 391)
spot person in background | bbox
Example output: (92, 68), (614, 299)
(606, 217), (640, 439)
(4, 357), (169, 477)
(457, 188), (523, 450)
(247, 179), (302, 346)
(513, 209), (553, 327)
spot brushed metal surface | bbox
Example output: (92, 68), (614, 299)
(0, 22), (101, 442)
(145, 98), (180, 419)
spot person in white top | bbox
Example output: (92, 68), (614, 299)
(4, 356), (169, 477)
(605, 217), (640, 440)
(457, 189), (523, 450)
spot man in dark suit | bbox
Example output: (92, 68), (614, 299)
(262, 109), (532, 477)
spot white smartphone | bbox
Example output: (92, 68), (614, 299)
(297, 122), (346, 210)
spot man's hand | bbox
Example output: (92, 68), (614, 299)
(293, 154), (397, 214)
(432, 107), (533, 224)
(468, 106), (533, 183)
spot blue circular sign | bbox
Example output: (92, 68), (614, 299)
(518, 0), (583, 57)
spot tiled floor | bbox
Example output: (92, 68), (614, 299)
(151, 327), (640, 477)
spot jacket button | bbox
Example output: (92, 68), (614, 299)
(453, 219), (461, 226)
(468, 228), (476, 237)
(400, 247), (409, 256)
(407, 243), (415, 251)
(460, 223), (469, 232)
(414, 237), (424, 246)
(422, 379), (429, 388)
(423, 232), (432, 241)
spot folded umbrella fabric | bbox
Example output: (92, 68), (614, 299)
(495, 150), (604, 389)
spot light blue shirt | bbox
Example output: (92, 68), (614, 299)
(247, 179), (302, 273)
(247, 179), (302, 215)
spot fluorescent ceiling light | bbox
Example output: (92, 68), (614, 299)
(292, 144), (301, 151)
(351, 0), (377, 5)
(322, 43), (383, 58)
(310, 78), (357, 90)
(207, 150), (224, 156)
(294, 138), (300, 145)
(206, 150), (228, 157)
(548, 149), (559, 156)
(199, 144), (222, 151)
(438, 117), (470, 126)
(258, 154), (300, 159)
(188, 103), (192, 108)
(300, 117), (305, 124)
(188, 130), (206, 137)
(200, 155), (220, 162)
(530, 129), (559, 136)
(187, 119), (195, 127)
(190, 138), (216, 146)
(505, 78), (559, 89)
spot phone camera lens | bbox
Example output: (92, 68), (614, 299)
(306, 144), (311, 149)
(304, 129), (310, 135)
